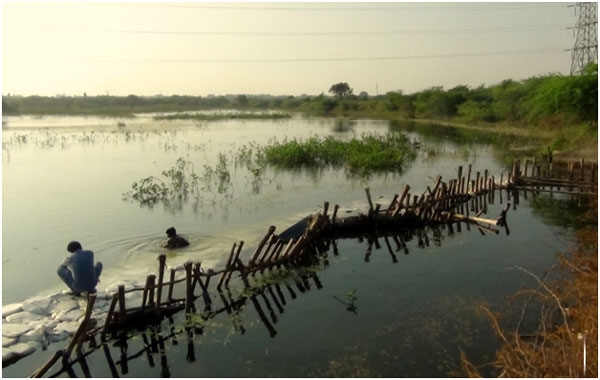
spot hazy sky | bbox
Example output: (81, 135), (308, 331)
(2, 1), (579, 97)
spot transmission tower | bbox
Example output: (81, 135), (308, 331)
(569, 2), (598, 75)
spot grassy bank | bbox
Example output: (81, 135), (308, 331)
(462, 220), (598, 377)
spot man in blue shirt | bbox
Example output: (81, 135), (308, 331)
(57, 241), (103, 295)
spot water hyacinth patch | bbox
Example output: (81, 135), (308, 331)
(262, 133), (418, 176)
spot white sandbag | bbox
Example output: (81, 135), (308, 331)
(5, 311), (44, 324)
(93, 298), (110, 310)
(104, 279), (140, 295)
(2, 342), (36, 362)
(2, 336), (17, 347)
(18, 325), (48, 344)
(53, 321), (80, 335)
(2, 303), (23, 318)
(1, 323), (32, 338)
(48, 299), (81, 316)
(49, 330), (70, 343)
(22, 297), (54, 315)
(54, 308), (84, 322)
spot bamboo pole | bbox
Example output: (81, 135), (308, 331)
(248, 226), (276, 266)
(332, 204), (339, 223)
(156, 254), (166, 308)
(466, 164), (472, 190)
(147, 275), (156, 308)
(225, 241), (245, 286)
(118, 285), (126, 317)
(257, 236), (276, 265)
(441, 211), (502, 226)
(63, 294), (97, 362)
(141, 274), (152, 310)
(184, 262), (193, 314)
(217, 243), (237, 290)
(393, 185), (410, 217)
(365, 187), (374, 213)
(167, 269), (176, 302)
(101, 294), (119, 340)
(385, 194), (398, 217)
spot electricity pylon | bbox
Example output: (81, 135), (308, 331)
(569, 2), (598, 75)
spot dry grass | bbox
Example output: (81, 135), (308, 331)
(462, 228), (598, 377)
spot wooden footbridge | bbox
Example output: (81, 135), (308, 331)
(28, 157), (597, 377)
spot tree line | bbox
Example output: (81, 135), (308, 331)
(3, 63), (597, 127)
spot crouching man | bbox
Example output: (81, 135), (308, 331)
(57, 241), (103, 295)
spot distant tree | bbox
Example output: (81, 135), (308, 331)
(236, 94), (249, 107)
(329, 82), (353, 98)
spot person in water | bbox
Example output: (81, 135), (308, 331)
(57, 241), (103, 295)
(163, 227), (190, 249)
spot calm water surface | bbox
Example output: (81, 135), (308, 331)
(2, 114), (576, 377)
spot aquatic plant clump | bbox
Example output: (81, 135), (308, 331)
(262, 133), (418, 175)
(122, 158), (201, 208)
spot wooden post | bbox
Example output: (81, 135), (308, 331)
(457, 166), (463, 192)
(511, 160), (520, 184)
(258, 236), (277, 264)
(466, 164), (472, 191)
(217, 243), (237, 290)
(193, 263), (212, 307)
(102, 294), (119, 340)
(141, 274), (153, 310)
(225, 241), (245, 286)
(580, 158), (585, 181)
(569, 162), (574, 182)
(248, 226), (276, 266)
(147, 275), (156, 307)
(167, 269), (176, 302)
(365, 187), (374, 213)
(156, 254), (166, 308)
(184, 262), (193, 315)
(63, 294), (97, 363)
(332, 204), (339, 223)
(323, 201), (330, 218)
(484, 169), (489, 190)
(265, 240), (284, 264)
(385, 194), (398, 217)
(118, 285), (126, 317)
(393, 185), (410, 217)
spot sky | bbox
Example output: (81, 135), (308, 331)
(1, 1), (581, 97)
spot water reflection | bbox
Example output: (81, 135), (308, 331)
(34, 219), (505, 378)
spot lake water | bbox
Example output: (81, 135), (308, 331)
(2, 114), (578, 377)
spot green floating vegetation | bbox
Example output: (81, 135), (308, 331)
(153, 112), (291, 121)
(262, 133), (418, 175)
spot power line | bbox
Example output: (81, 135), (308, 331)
(105, 24), (570, 37)
(75, 48), (567, 64)
(117, 2), (567, 13)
